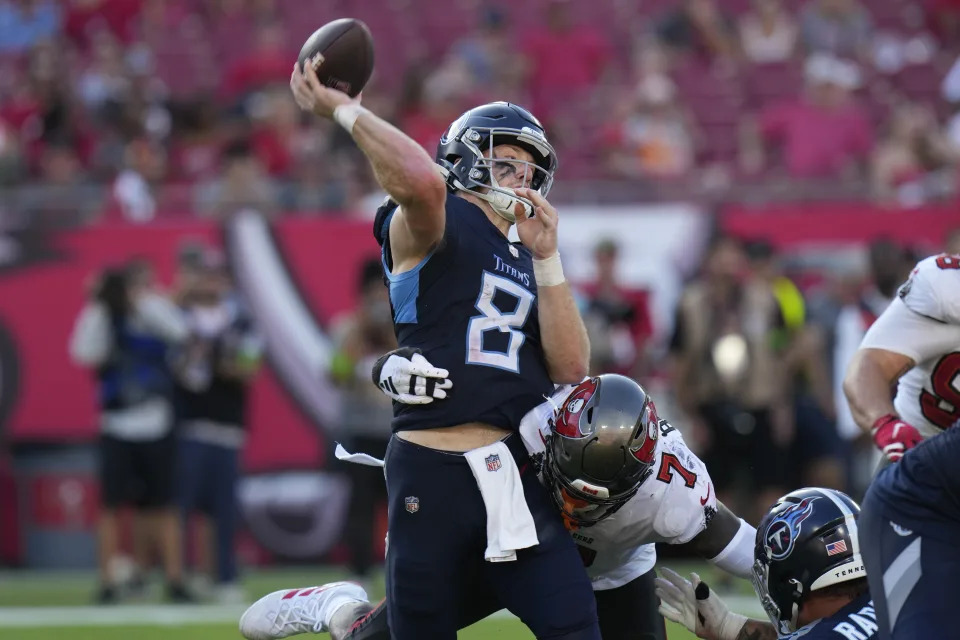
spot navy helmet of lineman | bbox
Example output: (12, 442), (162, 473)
(541, 374), (662, 529)
(435, 102), (559, 222)
(753, 487), (866, 635)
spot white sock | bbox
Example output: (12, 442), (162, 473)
(313, 596), (368, 633)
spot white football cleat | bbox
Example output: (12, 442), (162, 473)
(239, 581), (368, 639)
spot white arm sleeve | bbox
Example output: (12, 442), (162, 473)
(707, 519), (756, 580)
(859, 297), (958, 364)
(69, 303), (112, 367)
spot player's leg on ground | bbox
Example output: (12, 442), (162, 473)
(594, 569), (667, 640)
(485, 443), (601, 640)
(860, 475), (959, 639)
(384, 436), (479, 639)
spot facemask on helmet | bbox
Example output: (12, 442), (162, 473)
(542, 374), (660, 530)
(436, 102), (558, 223)
(752, 487), (866, 634)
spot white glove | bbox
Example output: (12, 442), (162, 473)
(655, 568), (747, 640)
(372, 347), (452, 405)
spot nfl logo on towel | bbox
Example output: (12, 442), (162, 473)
(485, 454), (502, 472)
(404, 496), (419, 513)
(825, 540), (847, 556)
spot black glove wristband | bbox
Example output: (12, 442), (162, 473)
(371, 347), (422, 385)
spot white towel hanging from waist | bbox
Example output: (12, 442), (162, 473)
(464, 440), (539, 562)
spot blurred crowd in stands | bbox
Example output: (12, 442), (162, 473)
(2, 0), (960, 226)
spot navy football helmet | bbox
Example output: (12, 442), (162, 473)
(541, 375), (660, 530)
(753, 487), (865, 635)
(435, 102), (558, 222)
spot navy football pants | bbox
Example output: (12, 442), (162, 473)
(342, 568), (665, 640)
(383, 433), (601, 639)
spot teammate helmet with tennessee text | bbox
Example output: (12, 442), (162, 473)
(542, 374), (661, 529)
(752, 487), (865, 635)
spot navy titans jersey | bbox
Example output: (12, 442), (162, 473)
(784, 593), (877, 639)
(870, 426), (960, 533)
(374, 194), (555, 433)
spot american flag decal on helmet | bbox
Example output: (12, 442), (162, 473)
(825, 540), (847, 556)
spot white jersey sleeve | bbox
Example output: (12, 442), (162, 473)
(859, 297), (959, 364)
(896, 254), (960, 325)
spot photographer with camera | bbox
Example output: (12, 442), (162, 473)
(69, 259), (193, 603)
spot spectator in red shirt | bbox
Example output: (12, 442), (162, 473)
(250, 89), (303, 178)
(221, 21), (291, 101)
(168, 99), (221, 184)
(740, 54), (873, 178)
(520, 0), (611, 121)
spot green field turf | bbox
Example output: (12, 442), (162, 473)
(0, 564), (748, 639)
(3, 619), (699, 639)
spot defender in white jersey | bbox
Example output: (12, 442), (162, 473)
(240, 368), (756, 640)
(844, 253), (960, 461)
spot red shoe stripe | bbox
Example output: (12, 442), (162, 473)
(281, 589), (300, 600)
(349, 599), (386, 633)
(298, 588), (317, 597)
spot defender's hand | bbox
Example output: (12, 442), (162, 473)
(514, 188), (558, 260)
(290, 62), (356, 119)
(871, 414), (923, 462)
(655, 568), (747, 640)
(372, 347), (452, 405)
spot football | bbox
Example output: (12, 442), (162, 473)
(297, 18), (374, 98)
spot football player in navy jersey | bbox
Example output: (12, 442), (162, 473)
(657, 488), (878, 640)
(858, 427), (960, 639)
(287, 64), (597, 639)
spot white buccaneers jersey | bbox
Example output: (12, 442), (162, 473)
(519, 396), (717, 590)
(860, 254), (960, 437)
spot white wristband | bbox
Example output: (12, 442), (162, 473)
(533, 253), (565, 287)
(333, 103), (366, 135)
(718, 612), (748, 640)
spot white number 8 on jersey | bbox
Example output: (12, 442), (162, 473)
(466, 272), (535, 373)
